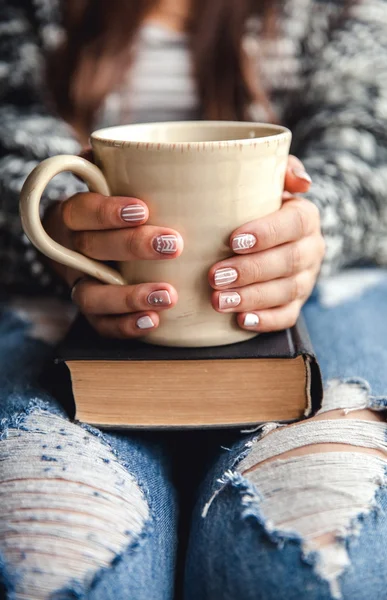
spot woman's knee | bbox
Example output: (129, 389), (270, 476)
(0, 406), (150, 599)
(188, 379), (387, 600)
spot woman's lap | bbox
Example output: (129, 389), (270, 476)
(185, 268), (387, 600)
(0, 301), (178, 600)
(303, 268), (387, 399)
(2, 268), (387, 599)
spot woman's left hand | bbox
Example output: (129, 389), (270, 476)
(209, 156), (325, 332)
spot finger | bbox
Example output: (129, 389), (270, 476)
(210, 236), (324, 289)
(212, 271), (314, 313)
(88, 311), (160, 339)
(229, 197), (320, 255)
(72, 278), (178, 315)
(73, 226), (183, 261)
(73, 148), (94, 183)
(79, 147), (93, 162)
(236, 300), (302, 333)
(284, 155), (312, 194)
(62, 192), (149, 231)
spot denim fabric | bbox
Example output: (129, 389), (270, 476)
(0, 302), (178, 600)
(1, 269), (387, 600)
(185, 268), (387, 600)
(304, 269), (387, 397)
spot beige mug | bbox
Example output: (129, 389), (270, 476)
(19, 121), (291, 347)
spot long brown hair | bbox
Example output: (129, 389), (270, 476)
(48, 0), (277, 140)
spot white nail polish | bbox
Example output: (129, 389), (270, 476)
(136, 316), (155, 329)
(244, 313), (259, 327)
(121, 204), (146, 223)
(152, 235), (178, 254)
(232, 233), (257, 251)
(214, 267), (238, 287)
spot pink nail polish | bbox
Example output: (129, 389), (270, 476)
(136, 316), (155, 329)
(232, 233), (257, 251)
(147, 290), (172, 306)
(214, 267), (238, 287)
(152, 235), (178, 254)
(292, 168), (312, 184)
(219, 292), (241, 309)
(121, 204), (146, 223)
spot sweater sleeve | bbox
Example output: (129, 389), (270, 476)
(0, 0), (86, 295)
(286, 0), (387, 276)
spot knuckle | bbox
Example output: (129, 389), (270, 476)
(61, 198), (75, 229)
(95, 200), (110, 228)
(126, 287), (141, 311)
(288, 305), (299, 328)
(290, 273), (304, 301)
(289, 276), (299, 302)
(268, 220), (280, 246)
(294, 204), (310, 238)
(261, 219), (279, 247)
(74, 231), (93, 256)
(295, 272), (311, 300)
(289, 242), (303, 273)
(125, 229), (141, 258)
(91, 317), (108, 338)
(310, 201), (321, 222)
(124, 292), (134, 312)
(242, 257), (263, 283)
(266, 315), (280, 332)
(253, 285), (265, 307)
(76, 287), (94, 314)
(117, 317), (132, 338)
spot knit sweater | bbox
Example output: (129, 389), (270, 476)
(1, 0), (387, 295)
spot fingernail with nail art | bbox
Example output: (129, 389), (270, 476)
(214, 267), (238, 287)
(136, 316), (155, 329)
(219, 292), (241, 309)
(232, 233), (257, 251)
(244, 313), (259, 327)
(152, 235), (178, 254)
(121, 204), (146, 223)
(147, 290), (172, 306)
(292, 168), (312, 184)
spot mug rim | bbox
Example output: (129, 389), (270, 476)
(91, 120), (291, 150)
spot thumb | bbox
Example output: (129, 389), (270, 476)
(284, 155), (312, 194)
(79, 146), (94, 163)
(73, 146), (94, 184)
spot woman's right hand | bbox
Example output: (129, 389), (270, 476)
(43, 192), (183, 338)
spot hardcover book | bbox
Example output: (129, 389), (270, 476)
(54, 314), (322, 428)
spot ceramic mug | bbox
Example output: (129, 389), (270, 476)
(19, 121), (291, 347)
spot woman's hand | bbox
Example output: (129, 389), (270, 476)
(209, 156), (325, 332)
(43, 192), (183, 338)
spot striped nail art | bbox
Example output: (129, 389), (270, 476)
(214, 267), (238, 287)
(121, 204), (146, 223)
(219, 291), (241, 309)
(152, 235), (178, 254)
(147, 290), (172, 306)
(136, 316), (155, 329)
(232, 233), (257, 251)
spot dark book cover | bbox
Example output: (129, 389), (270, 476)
(51, 313), (323, 419)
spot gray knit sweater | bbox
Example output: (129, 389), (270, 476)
(1, 0), (387, 294)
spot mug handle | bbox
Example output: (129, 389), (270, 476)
(19, 155), (125, 285)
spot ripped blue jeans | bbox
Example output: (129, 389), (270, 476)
(1, 268), (387, 600)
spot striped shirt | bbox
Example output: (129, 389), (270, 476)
(98, 23), (199, 127)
